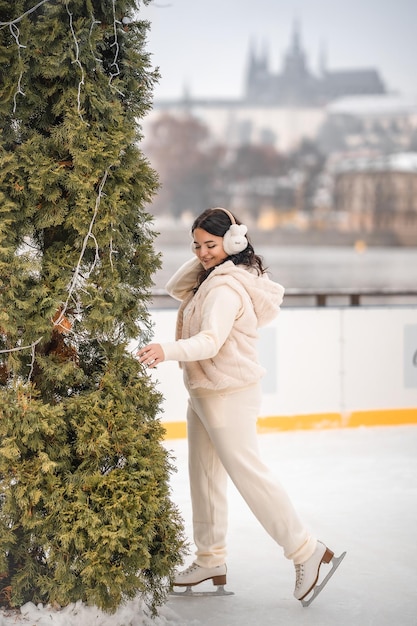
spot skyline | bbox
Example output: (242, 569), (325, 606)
(139, 0), (417, 101)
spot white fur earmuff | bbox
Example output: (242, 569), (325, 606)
(190, 208), (249, 255)
(222, 222), (248, 254)
(211, 207), (248, 255)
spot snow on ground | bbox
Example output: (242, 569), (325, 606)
(1, 425), (416, 626)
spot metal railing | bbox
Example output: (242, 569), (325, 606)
(149, 287), (417, 308)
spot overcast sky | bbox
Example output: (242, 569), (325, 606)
(138, 0), (417, 100)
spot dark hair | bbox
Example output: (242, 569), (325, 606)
(191, 208), (266, 289)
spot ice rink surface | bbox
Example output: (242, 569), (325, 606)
(162, 425), (417, 626)
(1, 425), (416, 625)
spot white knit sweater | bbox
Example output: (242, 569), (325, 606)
(161, 258), (285, 392)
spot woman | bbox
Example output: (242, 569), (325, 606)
(137, 207), (343, 604)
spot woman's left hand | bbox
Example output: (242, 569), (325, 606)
(137, 343), (165, 368)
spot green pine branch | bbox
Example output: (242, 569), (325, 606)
(0, 0), (185, 615)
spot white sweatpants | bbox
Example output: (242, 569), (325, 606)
(186, 383), (317, 567)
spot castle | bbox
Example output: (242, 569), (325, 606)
(244, 21), (386, 106)
(148, 21), (397, 151)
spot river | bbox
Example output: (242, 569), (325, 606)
(152, 243), (417, 292)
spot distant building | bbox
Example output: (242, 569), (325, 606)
(245, 21), (386, 106)
(331, 152), (417, 244)
(317, 95), (417, 155)
(146, 21), (389, 151)
(143, 21), (417, 243)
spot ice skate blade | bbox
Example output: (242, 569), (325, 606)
(301, 551), (346, 608)
(170, 584), (234, 597)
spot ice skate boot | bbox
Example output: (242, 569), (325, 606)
(294, 540), (346, 607)
(171, 562), (233, 597)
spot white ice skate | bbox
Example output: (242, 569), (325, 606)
(294, 540), (346, 607)
(170, 563), (234, 597)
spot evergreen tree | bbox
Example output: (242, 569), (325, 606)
(0, 0), (185, 614)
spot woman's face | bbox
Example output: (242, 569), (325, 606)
(192, 227), (228, 270)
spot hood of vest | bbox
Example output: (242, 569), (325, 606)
(197, 260), (284, 327)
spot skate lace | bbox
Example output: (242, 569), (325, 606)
(178, 563), (200, 578)
(294, 563), (304, 590)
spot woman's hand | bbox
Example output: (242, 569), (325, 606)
(137, 343), (165, 369)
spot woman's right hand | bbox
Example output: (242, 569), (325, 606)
(137, 343), (165, 369)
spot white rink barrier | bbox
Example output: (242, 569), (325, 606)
(135, 306), (417, 438)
